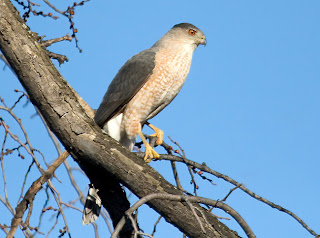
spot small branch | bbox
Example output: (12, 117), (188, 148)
(0, 223), (9, 235)
(170, 160), (183, 190)
(0, 104), (44, 173)
(168, 137), (198, 195)
(47, 52), (68, 65)
(0, 100), (35, 154)
(221, 185), (241, 202)
(194, 207), (210, 228)
(45, 213), (59, 238)
(41, 34), (73, 48)
(161, 139), (183, 190)
(43, 0), (91, 52)
(42, 0), (65, 15)
(61, 201), (83, 213)
(0, 53), (10, 68)
(112, 193), (255, 238)
(126, 213), (139, 237)
(10, 91), (28, 110)
(1, 120), (43, 172)
(0, 195), (15, 216)
(0, 126), (9, 205)
(92, 222), (100, 238)
(150, 153), (319, 237)
(185, 200), (206, 233)
(6, 150), (69, 238)
(151, 215), (162, 236)
(21, 199), (33, 230)
(47, 180), (71, 238)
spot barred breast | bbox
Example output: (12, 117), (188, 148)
(120, 47), (193, 140)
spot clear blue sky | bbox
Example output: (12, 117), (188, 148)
(1, 1), (319, 237)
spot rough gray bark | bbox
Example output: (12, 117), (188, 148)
(0, 0), (240, 237)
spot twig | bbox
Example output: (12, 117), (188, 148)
(0, 195), (15, 215)
(149, 153), (319, 237)
(168, 137), (198, 195)
(221, 185), (241, 202)
(61, 201), (83, 213)
(0, 53), (10, 67)
(151, 215), (162, 236)
(0, 223), (9, 235)
(6, 150), (69, 238)
(194, 207), (210, 227)
(0, 106), (44, 173)
(21, 199), (33, 230)
(0, 126), (9, 205)
(45, 212), (59, 238)
(92, 222), (100, 238)
(41, 34), (72, 48)
(42, 0), (65, 15)
(42, 0), (91, 52)
(0, 101), (33, 152)
(212, 213), (230, 220)
(126, 213), (139, 238)
(47, 180), (71, 238)
(18, 161), (35, 204)
(1, 120), (43, 172)
(161, 140), (183, 190)
(185, 199), (206, 233)
(47, 52), (69, 65)
(34, 184), (50, 235)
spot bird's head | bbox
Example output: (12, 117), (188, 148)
(153, 23), (206, 51)
(171, 23), (206, 47)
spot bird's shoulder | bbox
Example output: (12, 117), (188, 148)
(116, 48), (157, 76)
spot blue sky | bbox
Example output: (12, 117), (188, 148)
(1, 1), (319, 237)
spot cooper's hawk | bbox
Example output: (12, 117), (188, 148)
(83, 23), (206, 225)
(95, 22), (206, 161)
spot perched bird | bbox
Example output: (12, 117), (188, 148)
(95, 22), (206, 162)
(82, 23), (206, 225)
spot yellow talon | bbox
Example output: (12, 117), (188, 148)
(148, 124), (164, 145)
(138, 131), (160, 163)
(143, 143), (160, 163)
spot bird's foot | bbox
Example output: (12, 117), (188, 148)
(138, 130), (160, 163)
(149, 124), (164, 145)
(144, 143), (160, 163)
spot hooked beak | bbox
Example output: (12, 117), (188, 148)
(198, 36), (207, 46)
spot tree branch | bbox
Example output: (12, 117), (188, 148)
(150, 153), (319, 237)
(112, 193), (256, 238)
(7, 150), (69, 238)
(41, 34), (72, 48)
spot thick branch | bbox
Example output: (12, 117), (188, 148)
(0, 1), (240, 237)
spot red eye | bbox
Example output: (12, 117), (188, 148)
(189, 29), (196, 35)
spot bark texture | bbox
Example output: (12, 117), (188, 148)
(0, 1), (240, 237)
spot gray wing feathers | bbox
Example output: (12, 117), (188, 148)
(94, 49), (156, 127)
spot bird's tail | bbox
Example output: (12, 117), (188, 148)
(82, 113), (137, 225)
(82, 184), (102, 225)
(82, 115), (123, 225)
